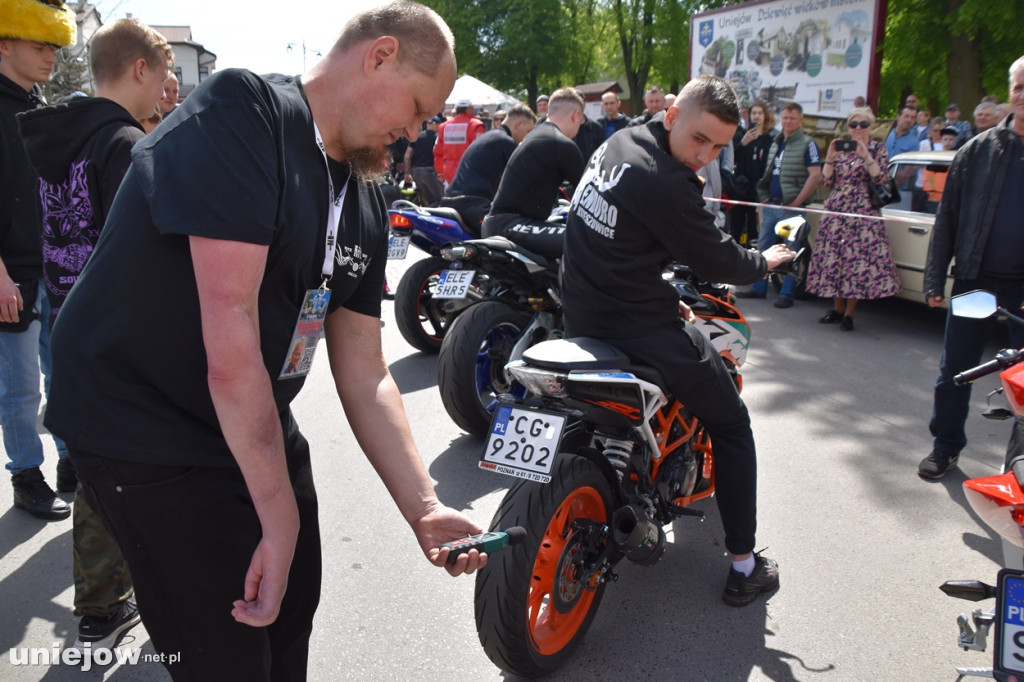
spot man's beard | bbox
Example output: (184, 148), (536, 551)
(342, 145), (390, 183)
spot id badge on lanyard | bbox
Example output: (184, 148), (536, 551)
(279, 123), (350, 380)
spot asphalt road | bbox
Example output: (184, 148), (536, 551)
(0, 252), (1015, 681)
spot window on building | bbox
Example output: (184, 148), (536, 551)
(199, 66), (209, 82)
(175, 66), (182, 84)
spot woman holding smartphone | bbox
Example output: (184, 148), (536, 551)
(805, 106), (900, 331)
(731, 100), (778, 244)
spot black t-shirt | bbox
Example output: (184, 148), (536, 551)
(490, 120), (585, 221)
(981, 135), (1024, 279)
(45, 69), (388, 467)
(445, 124), (517, 200)
(561, 116), (766, 339)
(409, 129), (436, 168)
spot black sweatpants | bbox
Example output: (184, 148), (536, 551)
(481, 213), (566, 259)
(71, 434), (321, 681)
(596, 320), (758, 556)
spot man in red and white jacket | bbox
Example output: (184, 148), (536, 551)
(433, 98), (485, 184)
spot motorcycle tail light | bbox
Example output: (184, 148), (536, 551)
(963, 472), (1024, 549)
(440, 244), (477, 262)
(389, 213), (412, 228)
(507, 362), (567, 398)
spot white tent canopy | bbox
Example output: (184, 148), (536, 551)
(444, 74), (521, 111)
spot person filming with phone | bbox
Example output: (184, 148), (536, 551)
(804, 107), (901, 330)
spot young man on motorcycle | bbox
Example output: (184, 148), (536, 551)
(481, 88), (587, 258)
(560, 75), (795, 606)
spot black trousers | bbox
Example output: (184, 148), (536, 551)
(71, 435), (321, 682)
(439, 195), (490, 237)
(598, 321), (758, 556)
(481, 213), (566, 259)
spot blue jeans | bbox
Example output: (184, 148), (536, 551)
(750, 205), (799, 299)
(1, 280), (67, 475)
(929, 277), (1024, 456)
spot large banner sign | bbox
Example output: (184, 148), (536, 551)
(690, 0), (884, 118)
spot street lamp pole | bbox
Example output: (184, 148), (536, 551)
(286, 39), (322, 72)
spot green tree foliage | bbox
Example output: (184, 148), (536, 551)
(881, 0), (1022, 118)
(426, 0), (1021, 125)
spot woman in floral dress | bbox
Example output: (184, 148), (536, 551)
(806, 106), (901, 331)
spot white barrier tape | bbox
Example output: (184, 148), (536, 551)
(704, 196), (935, 226)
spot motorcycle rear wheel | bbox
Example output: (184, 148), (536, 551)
(394, 256), (474, 353)
(437, 300), (530, 436)
(474, 454), (614, 677)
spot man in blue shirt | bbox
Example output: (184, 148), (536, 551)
(596, 91), (629, 140)
(884, 106), (925, 191)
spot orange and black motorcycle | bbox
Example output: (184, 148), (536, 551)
(471, 271), (752, 677)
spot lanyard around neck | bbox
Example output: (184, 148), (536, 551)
(313, 122), (350, 284)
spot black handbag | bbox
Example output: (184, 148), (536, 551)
(0, 279), (40, 333)
(867, 146), (900, 208)
(867, 176), (900, 208)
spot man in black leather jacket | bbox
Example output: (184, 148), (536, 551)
(919, 55), (1024, 479)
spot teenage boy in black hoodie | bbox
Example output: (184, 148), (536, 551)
(18, 16), (172, 652)
(0, 0), (77, 522)
(561, 75), (794, 607)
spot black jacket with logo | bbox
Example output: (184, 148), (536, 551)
(18, 97), (145, 326)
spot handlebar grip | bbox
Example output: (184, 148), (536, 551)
(954, 359), (1004, 385)
(954, 348), (1024, 386)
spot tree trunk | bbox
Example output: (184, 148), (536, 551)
(945, 0), (981, 121)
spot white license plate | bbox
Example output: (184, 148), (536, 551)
(479, 405), (565, 483)
(387, 234), (411, 260)
(433, 269), (476, 299)
(997, 569), (1024, 675)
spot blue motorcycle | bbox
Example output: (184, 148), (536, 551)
(387, 200), (497, 353)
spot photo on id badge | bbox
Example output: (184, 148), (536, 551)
(279, 288), (330, 379)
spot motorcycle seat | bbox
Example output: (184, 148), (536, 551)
(522, 337), (668, 388)
(424, 207), (467, 228)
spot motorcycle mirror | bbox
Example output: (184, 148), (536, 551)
(950, 290), (997, 319)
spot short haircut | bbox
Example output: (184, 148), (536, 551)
(749, 99), (774, 132)
(1006, 57), (1023, 82)
(601, 91), (619, 102)
(335, 1), (454, 76)
(898, 104), (917, 117)
(547, 87), (584, 116)
(645, 85), (664, 97)
(781, 101), (803, 116)
(676, 75), (739, 125)
(504, 102), (536, 124)
(974, 101), (996, 116)
(89, 18), (173, 86)
(847, 106), (876, 126)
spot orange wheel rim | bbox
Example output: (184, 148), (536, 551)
(528, 485), (606, 655)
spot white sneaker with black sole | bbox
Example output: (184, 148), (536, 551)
(74, 597), (141, 652)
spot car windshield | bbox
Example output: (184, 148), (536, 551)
(888, 162), (949, 215)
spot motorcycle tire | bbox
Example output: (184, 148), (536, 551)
(437, 300), (531, 436)
(475, 454), (615, 678)
(394, 256), (473, 353)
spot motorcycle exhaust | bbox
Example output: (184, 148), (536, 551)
(611, 504), (666, 566)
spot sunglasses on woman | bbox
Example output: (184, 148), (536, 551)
(848, 121), (870, 129)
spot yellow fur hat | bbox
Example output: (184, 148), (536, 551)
(0, 0), (77, 47)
